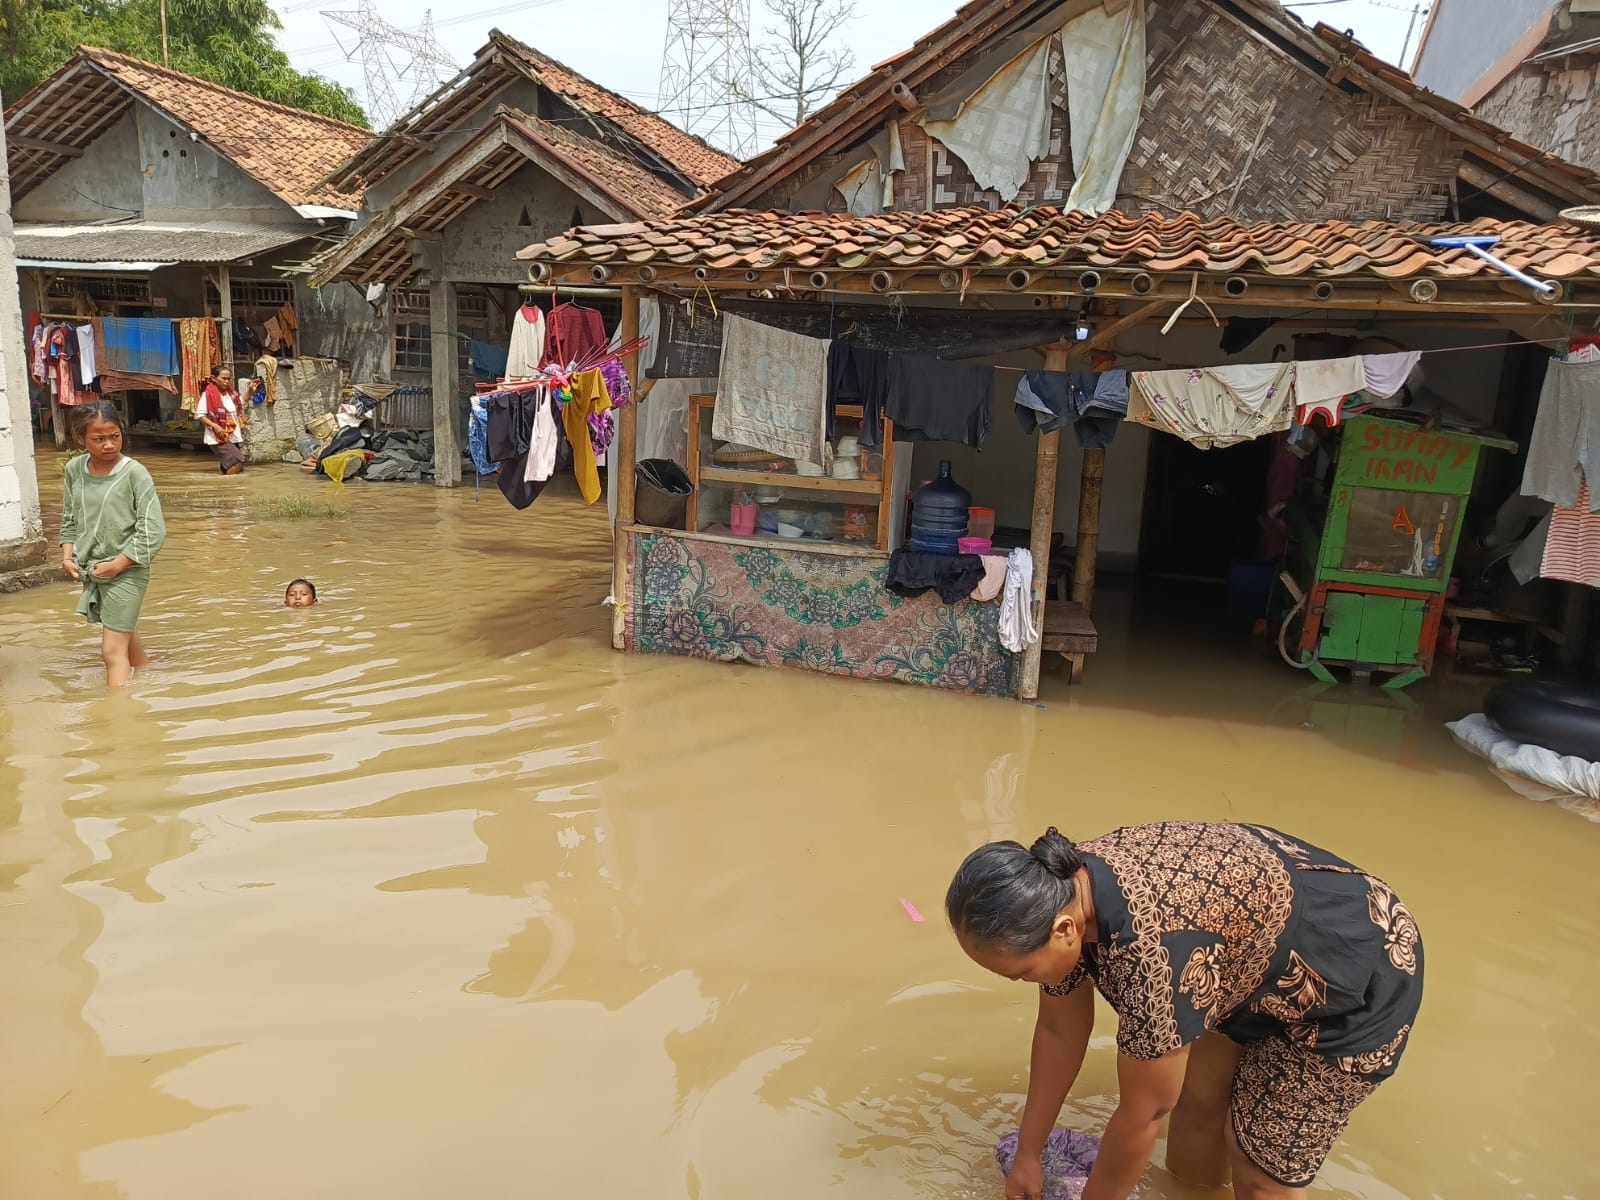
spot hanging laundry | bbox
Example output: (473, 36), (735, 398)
(1296, 357), (1365, 409)
(1569, 336), (1600, 365)
(254, 354), (278, 405)
(485, 390), (536, 463)
(886, 550), (987, 604)
(565, 370), (614, 505)
(1521, 359), (1600, 512)
(547, 302), (607, 368)
(1361, 351), (1423, 398)
(923, 37), (1053, 203)
(713, 314), (830, 463)
(30, 321), (48, 383)
(467, 396), (497, 476)
(1541, 480), (1600, 587)
(1129, 363), (1294, 449)
(887, 354), (994, 446)
(99, 372), (177, 394)
(526, 389), (560, 484)
(74, 324), (97, 388)
(998, 548), (1041, 653)
(599, 357), (632, 408)
(828, 343), (892, 449)
(1062, 0), (1146, 214)
(178, 318), (224, 414)
(469, 339), (510, 379)
(101, 317), (179, 376)
(507, 304), (547, 379)
(46, 325), (88, 406)
(973, 555), (1008, 603)
(1014, 370), (1127, 450)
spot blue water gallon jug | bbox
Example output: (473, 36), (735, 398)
(909, 461), (970, 553)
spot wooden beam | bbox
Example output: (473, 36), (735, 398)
(449, 183), (495, 202)
(8, 134), (82, 157)
(1020, 340), (1067, 702)
(429, 279), (462, 488)
(612, 285), (641, 652)
(1071, 449), (1104, 611)
(1457, 161), (1559, 222)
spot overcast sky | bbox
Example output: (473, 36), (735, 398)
(275, 0), (1432, 141)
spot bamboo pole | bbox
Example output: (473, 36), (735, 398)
(1019, 342), (1067, 702)
(1071, 449), (1104, 611)
(611, 285), (641, 652)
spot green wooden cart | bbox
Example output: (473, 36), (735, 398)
(1289, 415), (1516, 689)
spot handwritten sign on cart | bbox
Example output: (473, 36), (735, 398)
(1333, 417), (1504, 494)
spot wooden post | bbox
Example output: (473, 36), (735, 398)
(429, 278), (461, 487)
(611, 285), (641, 652)
(1072, 449), (1105, 610)
(1020, 343), (1068, 701)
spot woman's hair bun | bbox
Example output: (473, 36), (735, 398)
(1029, 827), (1083, 879)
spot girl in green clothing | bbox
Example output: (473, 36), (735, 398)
(58, 402), (167, 687)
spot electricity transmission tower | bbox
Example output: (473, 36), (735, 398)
(658, 0), (761, 157)
(322, 0), (458, 129)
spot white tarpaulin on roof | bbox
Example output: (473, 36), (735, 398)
(1063, 0), (1146, 214)
(922, 35), (1054, 203)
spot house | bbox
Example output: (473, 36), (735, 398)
(1412, 0), (1600, 173)
(5, 47), (374, 456)
(304, 30), (738, 485)
(519, 0), (1600, 699)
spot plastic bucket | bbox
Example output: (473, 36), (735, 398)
(958, 537), (992, 556)
(636, 459), (694, 529)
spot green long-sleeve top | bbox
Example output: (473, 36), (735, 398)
(59, 455), (167, 567)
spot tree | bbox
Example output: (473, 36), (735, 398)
(743, 0), (857, 129)
(0, 0), (367, 127)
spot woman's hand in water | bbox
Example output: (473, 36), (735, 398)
(1005, 1155), (1044, 1200)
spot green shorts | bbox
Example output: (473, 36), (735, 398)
(77, 564), (151, 633)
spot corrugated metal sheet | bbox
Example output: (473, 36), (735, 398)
(13, 221), (316, 264)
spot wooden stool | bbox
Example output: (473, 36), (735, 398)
(1043, 600), (1098, 685)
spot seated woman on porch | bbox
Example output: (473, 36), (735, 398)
(947, 822), (1422, 1200)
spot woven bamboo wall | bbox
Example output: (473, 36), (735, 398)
(769, 3), (1463, 223)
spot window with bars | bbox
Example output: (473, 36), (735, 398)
(46, 276), (152, 304)
(204, 277), (294, 309)
(391, 286), (492, 373)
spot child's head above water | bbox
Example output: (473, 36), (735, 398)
(285, 579), (318, 608)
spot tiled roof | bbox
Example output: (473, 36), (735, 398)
(305, 108), (687, 288)
(323, 30), (735, 196)
(495, 36), (737, 189)
(702, 0), (1600, 214)
(15, 220), (318, 264)
(5, 47), (371, 209)
(519, 205), (1600, 285)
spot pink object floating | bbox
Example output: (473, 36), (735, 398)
(900, 898), (925, 923)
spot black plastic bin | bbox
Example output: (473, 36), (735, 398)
(635, 459), (694, 530)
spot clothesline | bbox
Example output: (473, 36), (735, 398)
(984, 334), (1582, 373)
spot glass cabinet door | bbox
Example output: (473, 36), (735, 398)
(685, 396), (896, 549)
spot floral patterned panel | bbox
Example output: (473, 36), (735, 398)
(625, 532), (1020, 697)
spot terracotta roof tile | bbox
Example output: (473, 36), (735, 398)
(81, 48), (370, 209)
(518, 205), (1600, 288)
(504, 109), (687, 219)
(495, 37), (737, 189)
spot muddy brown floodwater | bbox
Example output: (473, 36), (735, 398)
(2, 449), (1597, 1199)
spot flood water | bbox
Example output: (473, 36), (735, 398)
(2, 448), (1596, 1199)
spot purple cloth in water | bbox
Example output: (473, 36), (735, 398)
(995, 1129), (1134, 1200)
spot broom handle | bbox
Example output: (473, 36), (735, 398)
(1462, 243), (1556, 295)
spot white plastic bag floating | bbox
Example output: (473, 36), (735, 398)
(1448, 714), (1600, 822)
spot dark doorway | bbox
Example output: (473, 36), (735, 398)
(1139, 435), (1275, 581)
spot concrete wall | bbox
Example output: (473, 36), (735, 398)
(297, 277), (389, 382)
(1413, 0), (1555, 100)
(12, 112), (144, 222)
(13, 107), (294, 224)
(0, 115), (44, 562)
(1477, 60), (1600, 172)
(442, 161), (606, 285)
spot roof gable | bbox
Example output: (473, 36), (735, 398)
(702, 0), (1600, 217)
(324, 30), (738, 196)
(4, 47), (372, 210)
(306, 107), (692, 287)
